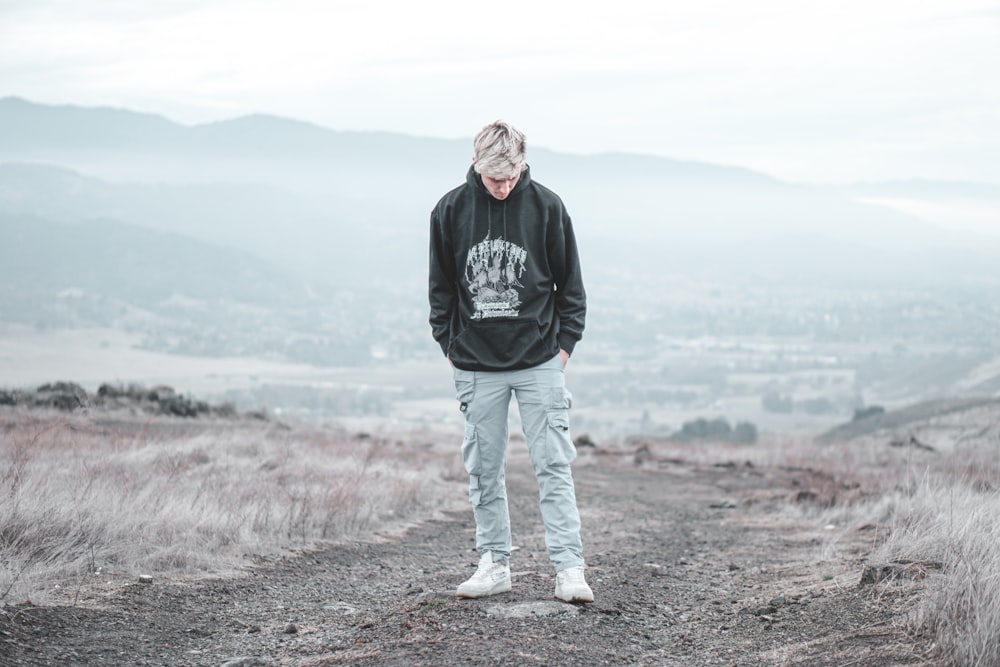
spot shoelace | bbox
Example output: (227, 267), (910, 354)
(559, 569), (585, 583)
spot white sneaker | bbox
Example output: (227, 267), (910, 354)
(554, 565), (594, 602)
(456, 551), (511, 598)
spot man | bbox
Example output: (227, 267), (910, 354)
(428, 120), (592, 603)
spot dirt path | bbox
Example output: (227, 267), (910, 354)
(2, 447), (928, 666)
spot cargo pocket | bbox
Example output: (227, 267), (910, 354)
(468, 473), (482, 507)
(545, 387), (577, 466)
(461, 422), (482, 476)
(454, 369), (475, 407)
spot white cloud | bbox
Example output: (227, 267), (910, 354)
(1, 0), (998, 182)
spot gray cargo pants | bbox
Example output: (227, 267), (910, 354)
(453, 353), (584, 572)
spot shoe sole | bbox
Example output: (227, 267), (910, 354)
(555, 593), (594, 603)
(455, 581), (512, 599)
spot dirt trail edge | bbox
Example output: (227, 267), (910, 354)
(2, 448), (929, 666)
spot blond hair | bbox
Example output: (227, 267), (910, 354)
(473, 120), (527, 179)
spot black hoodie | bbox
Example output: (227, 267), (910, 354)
(428, 165), (586, 371)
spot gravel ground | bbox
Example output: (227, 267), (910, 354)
(1, 443), (931, 666)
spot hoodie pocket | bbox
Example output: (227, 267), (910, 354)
(449, 319), (549, 369)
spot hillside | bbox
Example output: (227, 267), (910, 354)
(0, 163), (396, 287)
(0, 212), (310, 305)
(816, 396), (1000, 444)
(0, 211), (373, 364)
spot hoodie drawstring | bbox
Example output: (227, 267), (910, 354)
(486, 200), (508, 241)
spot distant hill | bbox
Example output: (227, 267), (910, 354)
(0, 96), (461, 160)
(816, 396), (1000, 443)
(0, 162), (400, 287)
(0, 97), (184, 152)
(0, 211), (313, 307)
(839, 179), (1000, 241)
(0, 210), (375, 364)
(844, 179), (1000, 200)
(0, 96), (767, 181)
(0, 96), (467, 195)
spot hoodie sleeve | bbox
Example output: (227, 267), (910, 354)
(551, 209), (587, 355)
(428, 204), (456, 355)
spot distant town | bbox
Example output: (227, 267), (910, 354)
(100, 271), (1000, 440)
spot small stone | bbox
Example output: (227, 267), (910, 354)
(221, 658), (274, 667)
(483, 601), (579, 619)
(769, 595), (786, 607)
(709, 500), (738, 509)
(859, 561), (942, 586)
(283, 623), (298, 635)
(324, 601), (359, 615)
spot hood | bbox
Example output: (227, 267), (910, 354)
(466, 164), (533, 198)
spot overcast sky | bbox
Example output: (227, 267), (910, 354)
(1, 0), (999, 184)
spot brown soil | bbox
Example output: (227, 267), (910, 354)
(1, 438), (932, 666)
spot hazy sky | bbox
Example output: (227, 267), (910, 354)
(1, 0), (999, 184)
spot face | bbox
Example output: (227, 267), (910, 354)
(481, 172), (520, 200)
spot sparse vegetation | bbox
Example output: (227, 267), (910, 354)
(668, 416), (758, 443)
(0, 411), (462, 605)
(623, 400), (1000, 667)
(806, 412), (1000, 667)
(868, 482), (1000, 666)
(2, 393), (999, 665)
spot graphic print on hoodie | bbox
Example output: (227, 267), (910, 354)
(466, 235), (528, 321)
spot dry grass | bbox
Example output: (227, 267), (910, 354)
(865, 483), (1000, 667)
(4, 402), (998, 665)
(809, 409), (1000, 665)
(790, 425), (1000, 667)
(0, 411), (463, 604)
(615, 410), (1000, 667)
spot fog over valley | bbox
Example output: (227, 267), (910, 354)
(2, 97), (999, 438)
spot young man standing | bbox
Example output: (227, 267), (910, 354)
(428, 120), (592, 603)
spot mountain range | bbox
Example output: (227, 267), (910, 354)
(3, 96), (998, 286)
(2, 96), (999, 369)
